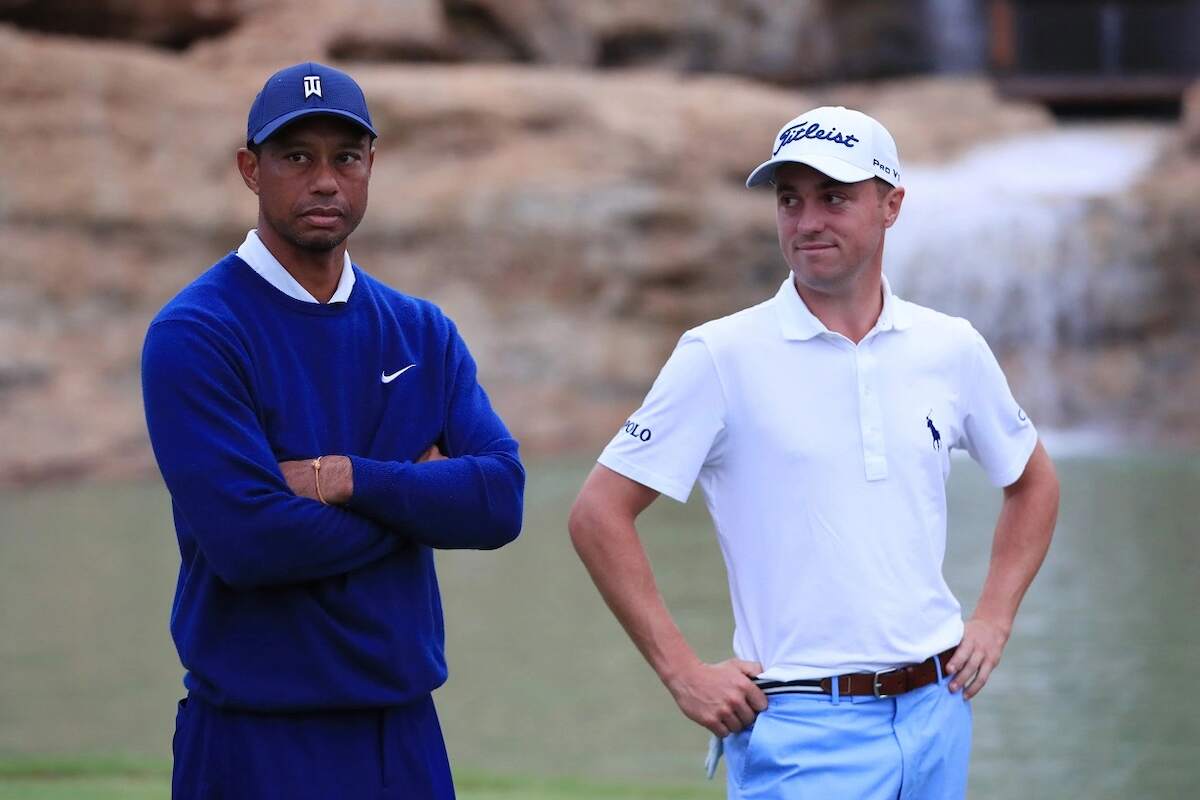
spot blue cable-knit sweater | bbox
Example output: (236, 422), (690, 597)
(142, 254), (524, 711)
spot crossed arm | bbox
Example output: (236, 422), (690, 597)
(143, 319), (523, 590)
(279, 444), (445, 505)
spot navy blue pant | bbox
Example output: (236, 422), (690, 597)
(172, 694), (455, 799)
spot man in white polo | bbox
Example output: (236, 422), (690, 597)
(568, 106), (1060, 799)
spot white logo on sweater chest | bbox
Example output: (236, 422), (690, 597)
(381, 365), (416, 383)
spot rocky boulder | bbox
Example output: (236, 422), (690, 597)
(0, 24), (1066, 484)
(0, 0), (250, 48)
(4, 22), (1198, 485)
(3, 0), (947, 83)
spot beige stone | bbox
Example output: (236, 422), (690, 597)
(0, 22), (1194, 485)
(0, 0), (252, 46)
(1183, 79), (1200, 153)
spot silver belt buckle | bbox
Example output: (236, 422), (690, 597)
(872, 666), (900, 698)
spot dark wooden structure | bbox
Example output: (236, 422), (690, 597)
(989, 0), (1200, 108)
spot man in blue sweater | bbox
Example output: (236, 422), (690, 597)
(142, 62), (524, 799)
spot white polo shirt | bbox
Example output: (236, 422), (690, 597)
(598, 276), (1037, 680)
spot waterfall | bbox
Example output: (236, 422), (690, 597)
(924, 0), (987, 73)
(883, 124), (1169, 424)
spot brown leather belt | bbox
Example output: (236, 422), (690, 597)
(755, 647), (957, 699)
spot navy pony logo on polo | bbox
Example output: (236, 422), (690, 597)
(773, 121), (860, 155)
(925, 412), (942, 451)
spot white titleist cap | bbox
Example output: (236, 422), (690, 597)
(745, 106), (901, 188)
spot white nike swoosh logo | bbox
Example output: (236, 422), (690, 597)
(381, 364), (417, 383)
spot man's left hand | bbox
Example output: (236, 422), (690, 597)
(945, 616), (1010, 699)
(279, 456), (353, 505)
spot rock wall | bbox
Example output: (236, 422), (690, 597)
(0, 13), (1197, 485)
(0, 0), (251, 48)
(1, 0), (938, 82)
(1128, 80), (1200, 442)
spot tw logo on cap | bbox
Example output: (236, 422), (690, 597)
(303, 75), (322, 99)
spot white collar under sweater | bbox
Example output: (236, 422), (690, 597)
(236, 229), (356, 304)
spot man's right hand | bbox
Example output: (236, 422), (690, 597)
(665, 658), (767, 737)
(417, 443), (447, 463)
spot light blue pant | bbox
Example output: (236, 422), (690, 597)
(723, 678), (972, 799)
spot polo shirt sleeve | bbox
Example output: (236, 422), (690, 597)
(597, 333), (727, 503)
(959, 324), (1038, 487)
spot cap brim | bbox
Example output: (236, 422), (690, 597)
(251, 108), (377, 145)
(745, 154), (876, 188)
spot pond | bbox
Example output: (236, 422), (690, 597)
(0, 451), (1196, 798)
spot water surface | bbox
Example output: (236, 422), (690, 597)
(0, 453), (1196, 798)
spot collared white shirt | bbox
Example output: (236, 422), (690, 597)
(598, 276), (1037, 680)
(236, 229), (356, 303)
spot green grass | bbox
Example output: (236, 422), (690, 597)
(0, 756), (167, 800)
(454, 771), (723, 799)
(0, 777), (166, 800)
(0, 756), (723, 800)
(0, 755), (170, 779)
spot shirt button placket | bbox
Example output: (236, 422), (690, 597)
(857, 346), (888, 481)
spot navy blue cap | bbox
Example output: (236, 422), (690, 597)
(246, 62), (377, 146)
